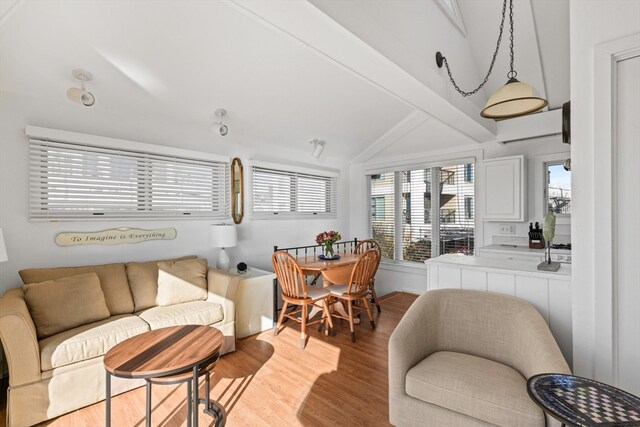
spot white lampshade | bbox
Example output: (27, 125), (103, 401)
(0, 228), (8, 263)
(210, 224), (237, 248)
(481, 79), (548, 120)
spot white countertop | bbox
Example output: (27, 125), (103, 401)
(425, 253), (571, 279)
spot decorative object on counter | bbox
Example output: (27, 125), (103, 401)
(538, 210), (561, 272)
(435, 0), (547, 120)
(55, 227), (177, 246)
(0, 227), (8, 262)
(210, 223), (237, 270)
(236, 262), (247, 273)
(315, 230), (341, 260)
(528, 222), (545, 249)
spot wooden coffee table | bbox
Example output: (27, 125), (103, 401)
(104, 325), (224, 427)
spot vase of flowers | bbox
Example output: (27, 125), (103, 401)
(316, 230), (341, 259)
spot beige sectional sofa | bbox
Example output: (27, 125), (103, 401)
(0, 256), (240, 427)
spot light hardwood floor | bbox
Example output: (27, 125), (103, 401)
(1, 292), (417, 427)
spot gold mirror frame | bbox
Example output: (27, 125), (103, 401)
(231, 157), (244, 224)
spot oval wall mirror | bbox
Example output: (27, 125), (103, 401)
(231, 157), (244, 224)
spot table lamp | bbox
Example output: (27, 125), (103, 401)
(0, 227), (8, 263)
(210, 224), (237, 270)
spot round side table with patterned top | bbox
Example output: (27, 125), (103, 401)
(527, 373), (640, 427)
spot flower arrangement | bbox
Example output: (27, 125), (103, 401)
(315, 230), (341, 258)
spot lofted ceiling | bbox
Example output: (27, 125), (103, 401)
(0, 0), (569, 163)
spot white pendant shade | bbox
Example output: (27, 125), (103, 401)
(481, 79), (548, 119)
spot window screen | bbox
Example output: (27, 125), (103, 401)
(251, 164), (337, 218)
(29, 138), (230, 220)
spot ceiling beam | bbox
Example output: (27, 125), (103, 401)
(229, 0), (496, 144)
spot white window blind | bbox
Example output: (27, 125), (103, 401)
(251, 164), (338, 218)
(29, 138), (230, 220)
(368, 161), (475, 263)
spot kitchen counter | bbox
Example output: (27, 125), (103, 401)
(425, 253), (571, 279)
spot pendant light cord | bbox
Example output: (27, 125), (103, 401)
(438, 0), (512, 97)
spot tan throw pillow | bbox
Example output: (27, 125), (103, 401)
(156, 258), (208, 306)
(126, 255), (197, 311)
(19, 262), (133, 316)
(23, 272), (111, 339)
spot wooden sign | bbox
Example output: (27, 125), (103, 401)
(55, 227), (177, 246)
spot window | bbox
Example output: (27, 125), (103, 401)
(368, 162), (474, 263)
(28, 136), (229, 220)
(371, 196), (385, 220)
(251, 162), (338, 218)
(465, 196), (473, 219)
(465, 163), (473, 182)
(546, 163), (571, 214)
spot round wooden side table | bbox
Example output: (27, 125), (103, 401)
(104, 324), (224, 427)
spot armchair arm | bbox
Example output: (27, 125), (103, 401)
(514, 308), (571, 378)
(206, 268), (240, 325)
(0, 288), (41, 386)
(388, 292), (439, 399)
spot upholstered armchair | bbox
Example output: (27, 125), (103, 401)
(389, 289), (570, 427)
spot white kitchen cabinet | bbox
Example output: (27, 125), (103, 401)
(425, 254), (572, 367)
(482, 155), (526, 221)
(232, 267), (276, 339)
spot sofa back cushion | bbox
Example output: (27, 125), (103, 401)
(20, 262), (133, 315)
(125, 256), (197, 311)
(157, 258), (208, 306)
(23, 272), (111, 339)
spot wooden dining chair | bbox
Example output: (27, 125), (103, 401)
(272, 251), (334, 349)
(355, 239), (382, 313)
(326, 248), (379, 342)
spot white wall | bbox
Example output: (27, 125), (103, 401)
(0, 91), (350, 294)
(570, 1), (640, 379)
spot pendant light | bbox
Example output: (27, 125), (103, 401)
(435, 0), (547, 120)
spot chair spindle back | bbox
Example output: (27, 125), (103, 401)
(347, 249), (380, 294)
(272, 251), (308, 299)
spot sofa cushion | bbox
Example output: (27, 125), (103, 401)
(157, 258), (208, 306)
(137, 300), (224, 330)
(406, 351), (544, 427)
(23, 273), (112, 339)
(126, 255), (197, 311)
(20, 262), (133, 316)
(39, 314), (150, 371)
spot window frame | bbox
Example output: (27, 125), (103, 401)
(534, 152), (571, 225)
(26, 126), (230, 221)
(249, 160), (339, 220)
(366, 156), (477, 265)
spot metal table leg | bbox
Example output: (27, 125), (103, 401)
(192, 364), (199, 427)
(187, 379), (192, 427)
(105, 371), (111, 427)
(145, 382), (151, 427)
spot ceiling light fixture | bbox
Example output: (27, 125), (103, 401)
(212, 109), (228, 136)
(435, 0), (547, 120)
(310, 139), (325, 158)
(67, 68), (96, 106)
